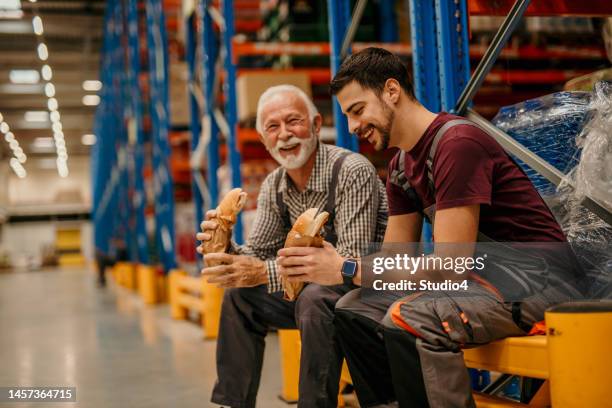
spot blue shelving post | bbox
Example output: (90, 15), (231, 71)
(327, 0), (358, 151)
(145, 0), (177, 271)
(221, 0), (244, 244)
(126, 0), (150, 264)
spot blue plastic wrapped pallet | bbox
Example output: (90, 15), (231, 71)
(492, 91), (592, 195)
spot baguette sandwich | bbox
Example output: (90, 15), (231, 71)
(282, 208), (329, 300)
(202, 188), (247, 267)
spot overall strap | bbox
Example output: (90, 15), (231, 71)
(274, 169), (293, 232)
(323, 152), (350, 244)
(426, 119), (497, 242)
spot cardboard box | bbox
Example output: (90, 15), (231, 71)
(237, 71), (311, 122)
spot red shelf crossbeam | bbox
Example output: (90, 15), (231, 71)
(232, 41), (413, 59)
(234, 67), (593, 86)
(468, 0), (612, 16)
(233, 41), (607, 61)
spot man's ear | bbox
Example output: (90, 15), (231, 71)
(384, 79), (401, 104)
(312, 113), (323, 136)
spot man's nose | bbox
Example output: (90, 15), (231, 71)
(277, 123), (291, 141)
(348, 118), (360, 135)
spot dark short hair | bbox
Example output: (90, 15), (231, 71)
(329, 47), (415, 99)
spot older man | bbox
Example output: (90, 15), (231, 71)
(197, 84), (387, 408)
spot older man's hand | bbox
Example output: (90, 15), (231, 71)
(277, 241), (344, 286)
(201, 253), (267, 288)
(195, 209), (218, 245)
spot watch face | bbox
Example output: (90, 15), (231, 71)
(342, 259), (357, 277)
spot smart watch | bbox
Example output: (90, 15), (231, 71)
(341, 259), (358, 286)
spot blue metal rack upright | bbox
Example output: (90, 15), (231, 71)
(185, 8), (206, 269)
(327, 0), (358, 151)
(93, 0), (126, 260)
(184, 0), (223, 268)
(221, 0), (244, 244)
(145, 0), (177, 271)
(184, 0), (244, 245)
(127, 0), (150, 264)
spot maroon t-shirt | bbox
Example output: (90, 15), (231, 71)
(386, 113), (566, 242)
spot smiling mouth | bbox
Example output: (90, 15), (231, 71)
(361, 126), (375, 142)
(279, 144), (300, 153)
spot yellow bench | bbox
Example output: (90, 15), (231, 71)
(168, 269), (224, 339)
(465, 336), (550, 407)
(280, 301), (612, 408)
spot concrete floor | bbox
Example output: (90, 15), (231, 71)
(0, 267), (289, 408)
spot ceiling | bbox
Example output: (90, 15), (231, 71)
(0, 0), (105, 160)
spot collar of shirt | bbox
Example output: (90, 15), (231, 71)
(277, 142), (328, 194)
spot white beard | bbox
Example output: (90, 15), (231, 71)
(268, 134), (318, 170)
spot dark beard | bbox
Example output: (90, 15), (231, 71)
(377, 101), (394, 150)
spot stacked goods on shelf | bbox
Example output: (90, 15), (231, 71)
(492, 91), (591, 195)
(257, 0), (379, 70)
(237, 71), (311, 126)
(493, 83), (612, 299)
(469, 16), (610, 118)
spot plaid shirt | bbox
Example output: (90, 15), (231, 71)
(234, 143), (388, 293)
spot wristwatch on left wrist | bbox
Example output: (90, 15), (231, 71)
(340, 258), (358, 286)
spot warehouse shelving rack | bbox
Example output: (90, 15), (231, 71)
(93, 0), (177, 272)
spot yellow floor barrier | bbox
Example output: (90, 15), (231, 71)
(168, 269), (224, 339)
(113, 262), (138, 290)
(546, 302), (612, 408)
(137, 265), (167, 305)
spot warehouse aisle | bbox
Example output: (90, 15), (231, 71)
(0, 268), (285, 408)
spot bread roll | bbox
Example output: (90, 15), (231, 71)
(202, 188), (247, 267)
(282, 208), (329, 300)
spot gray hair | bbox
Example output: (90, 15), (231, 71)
(255, 84), (319, 134)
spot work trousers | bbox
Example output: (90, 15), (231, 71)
(212, 283), (351, 408)
(335, 285), (573, 408)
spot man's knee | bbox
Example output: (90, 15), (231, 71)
(294, 284), (341, 321)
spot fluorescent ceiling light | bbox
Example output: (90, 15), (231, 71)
(47, 97), (58, 111)
(37, 43), (48, 60)
(32, 16), (43, 35)
(81, 133), (97, 145)
(41, 64), (52, 81)
(24, 110), (48, 122)
(9, 69), (40, 84)
(0, 122), (9, 133)
(44, 82), (55, 97)
(0, 0), (21, 10)
(82, 80), (102, 92)
(82, 94), (100, 106)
